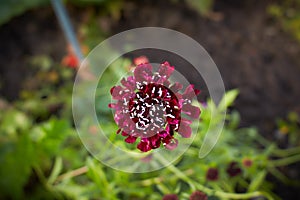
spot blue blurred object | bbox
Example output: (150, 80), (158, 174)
(51, 0), (84, 62)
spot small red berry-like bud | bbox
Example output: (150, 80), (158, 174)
(206, 168), (219, 181)
(190, 190), (208, 200)
(242, 158), (253, 168)
(226, 162), (242, 177)
(162, 194), (179, 200)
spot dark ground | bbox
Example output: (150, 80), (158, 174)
(112, 0), (300, 136)
(0, 0), (300, 198)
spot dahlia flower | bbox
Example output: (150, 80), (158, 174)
(109, 61), (200, 152)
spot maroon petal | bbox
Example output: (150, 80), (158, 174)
(162, 133), (173, 144)
(156, 61), (174, 83)
(181, 118), (192, 124)
(110, 85), (125, 100)
(182, 104), (201, 119)
(170, 82), (183, 93)
(178, 120), (192, 138)
(134, 63), (153, 82)
(125, 135), (137, 143)
(158, 130), (168, 138)
(149, 135), (161, 149)
(182, 84), (200, 100)
(137, 139), (152, 152)
(121, 76), (136, 91)
(121, 131), (129, 136)
(117, 129), (121, 134)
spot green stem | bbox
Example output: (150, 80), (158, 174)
(255, 134), (273, 147)
(33, 165), (64, 200)
(138, 169), (194, 186)
(268, 154), (300, 167)
(268, 167), (300, 186)
(155, 154), (273, 200)
(55, 166), (88, 183)
(272, 146), (300, 157)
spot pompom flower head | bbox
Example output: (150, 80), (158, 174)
(109, 61), (200, 152)
(190, 190), (208, 200)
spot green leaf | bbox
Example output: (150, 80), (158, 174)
(185, 0), (213, 15)
(218, 89), (239, 111)
(248, 170), (267, 192)
(34, 118), (71, 157)
(0, 109), (31, 137)
(0, 134), (35, 198)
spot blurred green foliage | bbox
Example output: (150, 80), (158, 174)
(0, 0), (122, 26)
(277, 112), (300, 146)
(0, 0), (214, 26)
(185, 0), (214, 16)
(268, 0), (300, 42)
(0, 0), (48, 25)
(1, 67), (300, 199)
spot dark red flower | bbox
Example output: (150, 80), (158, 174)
(190, 190), (208, 200)
(162, 194), (179, 200)
(226, 162), (242, 177)
(206, 168), (219, 181)
(109, 61), (200, 152)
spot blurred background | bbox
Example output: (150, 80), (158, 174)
(0, 0), (300, 199)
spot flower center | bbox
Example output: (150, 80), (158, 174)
(128, 83), (181, 138)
